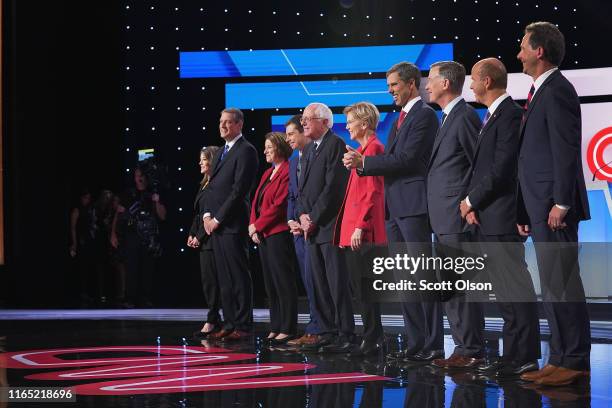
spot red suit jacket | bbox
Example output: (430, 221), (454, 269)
(334, 135), (387, 246)
(249, 160), (290, 238)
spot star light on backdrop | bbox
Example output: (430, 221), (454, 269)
(122, 1), (585, 254)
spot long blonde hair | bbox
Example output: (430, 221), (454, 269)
(200, 146), (219, 188)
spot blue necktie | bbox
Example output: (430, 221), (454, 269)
(220, 144), (229, 161)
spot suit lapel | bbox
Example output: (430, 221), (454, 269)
(520, 70), (559, 139)
(475, 97), (510, 153)
(212, 137), (243, 176)
(428, 100), (465, 168)
(388, 100), (422, 152)
(299, 130), (331, 188)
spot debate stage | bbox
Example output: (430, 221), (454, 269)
(0, 309), (609, 407)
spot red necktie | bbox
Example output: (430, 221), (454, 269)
(397, 110), (407, 129)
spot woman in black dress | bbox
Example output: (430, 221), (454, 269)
(189, 146), (222, 338)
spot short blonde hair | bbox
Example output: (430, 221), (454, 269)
(343, 102), (380, 131)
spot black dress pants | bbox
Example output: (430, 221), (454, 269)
(344, 245), (384, 343)
(199, 248), (221, 325)
(258, 232), (298, 334)
(530, 219), (591, 371)
(211, 232), (253, 332)
(307, 241), (355, 337)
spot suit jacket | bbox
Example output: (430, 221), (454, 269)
(249, 161), (290, 238)
(334, 135), (387, 246)
(297, 130), (349, 244)
(189, 183), (212, 249)
(427, 99), (480, 235)
(467, 97), (522, 235)
(517, 69), (590, 224)
(287, 155), (300, 222)
(205, 136), (259, 234)
(361, 99), (438, 219)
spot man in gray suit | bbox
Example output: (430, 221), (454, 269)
(424, 61), (485, 369)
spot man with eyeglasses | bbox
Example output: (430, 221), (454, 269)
(296, 102), (354, 353)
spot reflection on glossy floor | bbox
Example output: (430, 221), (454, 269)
(0, 320), (608, 407)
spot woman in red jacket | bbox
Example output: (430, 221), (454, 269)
(335, 102), (387, 356)
(249, 132), (298, 345)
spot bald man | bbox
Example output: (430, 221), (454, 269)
(461, 58), (541, 377)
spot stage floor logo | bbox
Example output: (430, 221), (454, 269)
(0, 346), (386, 395)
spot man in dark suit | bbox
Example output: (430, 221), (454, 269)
(460, 58), (541, 377)
(424, 61), (484, 369)
(203, 108), (259, 341)
(297, 102), (353, 353)
(285, 114), (323, 347)
(516, 22), (591, 386)
(343, 62), (444, 362)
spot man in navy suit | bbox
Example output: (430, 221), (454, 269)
(424, 61), (485, 370)
(285, 114), (323, 347)
(343, 62), (444, 362)
(203, 108), (259, 341)
(297, 102), (353, 353)
(516, 22), (591, 386)
(461, 58), (541, 377)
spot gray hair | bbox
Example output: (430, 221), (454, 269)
(306, 102), (334, 128)
(430, 61), (466, 94)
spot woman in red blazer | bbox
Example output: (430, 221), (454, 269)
(335, 102), (387, 356)
(249, 132), (298, 345)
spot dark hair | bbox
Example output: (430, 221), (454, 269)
(478, 58), (508, 89)
(221, 107), (244, 123)
(525, 21), (565, 66)
(199, 146), (219, 187)
(386, 61), (421, 88)
(285, 114), (304, 132)
(430, 61), (466, 94)
(265, 132), (293, 161)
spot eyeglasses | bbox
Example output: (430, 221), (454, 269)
(301, 116), (323, 123)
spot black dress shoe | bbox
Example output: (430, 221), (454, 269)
(476, 359), (506, 373)
(269, 335), (297, 346)
(319, 336), (354, 354)
(348, 341), (382, 357)
(386, 350), (416, 361)
(405, 349), (445, 362)
(497, 361), (539, 377)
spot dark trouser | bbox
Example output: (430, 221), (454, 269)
(259, 232), (298, 334)
(530, 220), (591, 371)
(436, 232), (485, 358)
(344, 246), (384, 343)
(211, 232), (253, 332)
(307, 241), (354, 337)
(387, 214), (444, 354)
(293, 234), (321, 334)
(471, 228), (541, 364)
(199, 248), (221, 325)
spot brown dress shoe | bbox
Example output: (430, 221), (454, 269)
(520, 364), (558, 381)
(287, 334), (319, 346)
(432, 353), (466, 368)
(445, 355), (484, 369)
(222, 330), (251, 341)
(534, 367), (589, 386)
(207, 328), (232, 340)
